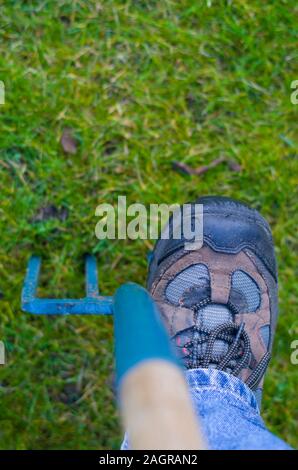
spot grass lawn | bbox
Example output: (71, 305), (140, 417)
(0, 0), (297, 449)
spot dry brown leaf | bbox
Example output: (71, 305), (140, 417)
(172, 157), (241, 176)
(31, 205), (69, 223)
(61, 128), (78, 155)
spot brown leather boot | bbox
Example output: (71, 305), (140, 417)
(147, 196), (278, 407)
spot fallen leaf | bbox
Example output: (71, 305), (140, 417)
(172, 157), (241, 176)
(61, 128), (78, 154)
(171, 161), (196, 175)
(31, 205), (69, 223)
(226, 159), (242, 172)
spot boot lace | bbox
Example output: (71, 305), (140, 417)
(175, 320), (271, 390)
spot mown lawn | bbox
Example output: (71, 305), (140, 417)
(0, 0), (297, 449)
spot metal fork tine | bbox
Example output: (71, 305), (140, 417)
(21, 254), (113, 315)
(22, 255), (41, 303)
(85, 254), (100, 298)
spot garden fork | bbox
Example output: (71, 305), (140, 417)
(21, 254), (113, 315)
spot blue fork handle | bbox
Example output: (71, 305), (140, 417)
(113, 282), (179, 386)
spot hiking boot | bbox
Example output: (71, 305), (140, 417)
(147, 196), (278, 407)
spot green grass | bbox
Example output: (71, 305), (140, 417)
(0, 0), (297, 449)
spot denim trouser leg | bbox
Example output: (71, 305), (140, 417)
(121, 368), (291, 450)
(186, 368), (291, 450)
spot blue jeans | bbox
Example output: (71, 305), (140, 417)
(122, 368), (291, 450)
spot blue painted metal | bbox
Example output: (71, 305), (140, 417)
(114, 282), (180, 387)
(22, 255), (113, 315)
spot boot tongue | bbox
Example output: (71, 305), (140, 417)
(179, 287), (234, 358)
(197, 303), (233, 358)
